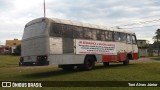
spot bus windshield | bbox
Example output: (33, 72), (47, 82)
(22, 21), (47, 40)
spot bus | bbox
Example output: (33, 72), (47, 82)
(19, 17), (138, 70)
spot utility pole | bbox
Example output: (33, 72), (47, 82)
(44, 0), (46, 18)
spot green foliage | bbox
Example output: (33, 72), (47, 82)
(150, 41), (160, 50)
(153, 29), (160, 41)
(14, 45), (21, 56)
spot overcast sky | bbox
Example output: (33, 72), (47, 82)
(0, 0), (160, 44)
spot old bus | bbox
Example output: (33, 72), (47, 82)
(19, 17), (138, 70)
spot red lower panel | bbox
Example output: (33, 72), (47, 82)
(102, 55), (117, 62)
(133, 53), (139, 60)
(118, 53), (126, 61)
(102, 53), (127, 62)
(102, 53), (138, 62)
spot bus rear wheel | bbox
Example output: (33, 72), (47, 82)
(83, 56), (95, 70)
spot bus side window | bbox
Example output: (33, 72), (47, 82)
(105, 31), (109, 40)
(97, 30), (105, 41)
(120, 33), (126, 42)
(108, 31), (113, 41)
(50, 23), (62, 37)
(73, 26), (84, 39)
(114, 32), (120, 41)
(132, 35), (137, 44)
(92, 29), (97, 40)
(62, 24), (73, 38)
(104, 31), (113, 41)
(127, 34), (132, 44)
(96, 30), (100, 40)
(84, 28), (92, 39)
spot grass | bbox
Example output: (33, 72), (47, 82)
(0, 63), (160, 81)
(0, 55), (160, 90)
(0, 55), (19, 68)
(150, 57), (160, 61)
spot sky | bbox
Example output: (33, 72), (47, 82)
(0, 0), (160, 44)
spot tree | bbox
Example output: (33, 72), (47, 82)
(15, 45), (21, 56)
(153, 29), (160, 56)
(153, 29), (160, 41)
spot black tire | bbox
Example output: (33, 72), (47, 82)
(123, 57), (129, 65)
(83, 56), (95, 70)
(61, 65), (75, 71)
(103, 62), (109, 67)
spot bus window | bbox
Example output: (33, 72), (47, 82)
(132, 35), (137, 44)
(50, 23), (62, 37)
(105, 31), (109, 40)
(104, 31), (113, 41)
(97, 30), (105, 41)
(96, 30), (100, 40)
(120, 33), (126, 42)
(101, 31), (105, 41)
(62, 24), (73, 38)
(108, 31), (113, 41)
(127, 34), (132, 44)
(73, 26), (84, 39)
(114, 32), (120, 41)
(92, 30), (97, 40)
(84, 28), (92, 39)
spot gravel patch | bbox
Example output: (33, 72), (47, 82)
(131, 57), (160, 63)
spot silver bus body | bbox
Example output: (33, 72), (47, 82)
(20, 17), (138, 70)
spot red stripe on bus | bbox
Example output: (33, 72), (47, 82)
(102, 52), (139, 62)
(118, 53), (127, 61)
(102, 55), (117, 62)
(133, 53), (139, 60)
(102, 53), (126, 62)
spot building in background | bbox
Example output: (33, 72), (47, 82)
(0, 45), (5, 54)
(5, 39), (21, 55)
(137, 40), (149, 57)
(6, 39), (21, 47)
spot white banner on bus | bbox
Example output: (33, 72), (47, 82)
(76, 40), (116, 55)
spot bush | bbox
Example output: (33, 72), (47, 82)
(13, 45), (21, 56)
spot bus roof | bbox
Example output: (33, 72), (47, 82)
(50, 18), (134, 34)
(26, 17), (135, 34)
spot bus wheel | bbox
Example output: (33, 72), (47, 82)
(61, 65), (75, 71)
(83, 56), (95, 70)
(123, 57), (129, 65)
(103, 62), (109, 67)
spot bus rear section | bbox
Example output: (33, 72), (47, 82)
(19, 18), (50, 66)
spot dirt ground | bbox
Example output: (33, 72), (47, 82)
(130, 57), (160, 63)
